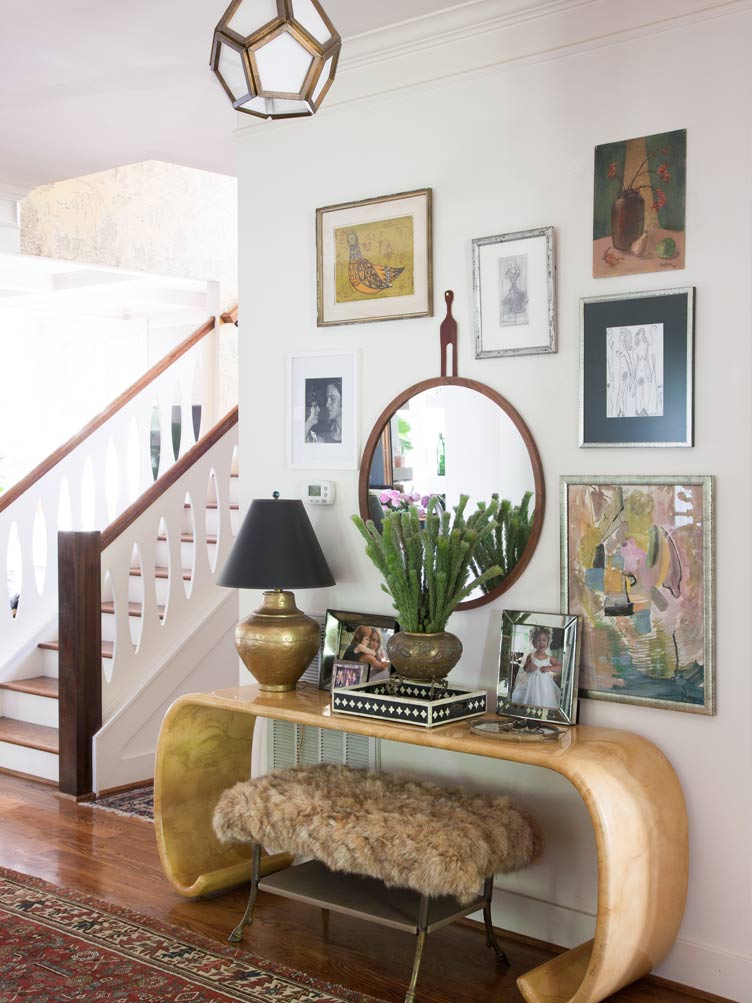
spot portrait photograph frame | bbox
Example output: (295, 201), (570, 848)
(318, 609), (400, 691)
(473, 225), (556, 358)
(316, 188), (433, 327)
(561, 475), (714, 715)
(580, 287), (694, 447)
(497, 610), (580, 725)
(330, 660), (370, 693)
(289, 350), (358, 469)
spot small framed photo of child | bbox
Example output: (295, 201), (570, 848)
(497, 611), (581, 725)
(330, 660), (370, 693)
(319, 610), (399, 691)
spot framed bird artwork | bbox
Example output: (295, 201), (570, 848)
(316, 188), (432, 326)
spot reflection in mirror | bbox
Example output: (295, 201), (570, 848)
(361, 380), (543, 607)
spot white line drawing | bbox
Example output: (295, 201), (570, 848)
(606, 323), (664, 418)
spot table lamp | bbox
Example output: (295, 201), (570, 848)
(217, 493), (334, 691)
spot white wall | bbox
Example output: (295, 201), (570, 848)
(237, 4), (752, 997)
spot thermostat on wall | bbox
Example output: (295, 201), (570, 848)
(305, 480), (335, 505)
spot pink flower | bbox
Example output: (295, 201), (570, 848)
(378, 491), (391, 504)
(652, 189), (667, 210)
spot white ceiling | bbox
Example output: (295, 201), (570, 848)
(0, 0), (465, 190)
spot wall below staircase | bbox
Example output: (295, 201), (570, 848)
(93, 590), (239, 793)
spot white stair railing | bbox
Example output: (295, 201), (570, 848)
(0, 316), (218, 677)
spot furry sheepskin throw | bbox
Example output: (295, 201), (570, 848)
(213, 764), (541, 904)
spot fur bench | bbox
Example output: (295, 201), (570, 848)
(213, 764), (541, 1002)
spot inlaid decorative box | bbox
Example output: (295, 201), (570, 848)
(331, 679), (487, 728)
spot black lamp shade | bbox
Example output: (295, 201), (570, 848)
(217, 499), (334, 591)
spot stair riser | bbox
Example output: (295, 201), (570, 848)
(155, 540), (217, 570)
(0, 741), (58, 782)
(128, 576), (171, 607)
(40, 648), (59, 679)
(101, 613), (143, 647)
(0, 691), (58, 729)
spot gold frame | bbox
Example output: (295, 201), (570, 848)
(316, 188), (433, 327)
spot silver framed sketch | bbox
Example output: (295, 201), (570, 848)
(561, 475), (714, 715)
(318, 609), (399, 690)
(580, 287), (694, 447)
(497, 610), (580, 725)
(473, 226), (556, 358)
(289, 351), (358, 469)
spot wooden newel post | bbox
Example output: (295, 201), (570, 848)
(58, 531), (102, 796)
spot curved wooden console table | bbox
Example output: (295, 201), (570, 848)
(154, 685), (688, 1003)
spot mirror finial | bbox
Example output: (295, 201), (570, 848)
(440, 290), (458, 377)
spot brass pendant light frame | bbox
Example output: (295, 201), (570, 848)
(211, 0), (341, 120)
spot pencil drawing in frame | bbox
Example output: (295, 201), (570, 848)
(580, 286), (694, 447)
(473, 226), (556, 358)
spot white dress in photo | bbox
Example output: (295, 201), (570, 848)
(511, 655), (561, 709)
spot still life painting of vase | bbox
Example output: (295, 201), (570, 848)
(562, 476), (713, 714)
(593, 129), (686, 278)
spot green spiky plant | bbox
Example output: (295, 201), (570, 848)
(352, 495), (503, 633)
(471, 491), (534, 594)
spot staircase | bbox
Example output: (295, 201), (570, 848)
(0, 299), (240, 794)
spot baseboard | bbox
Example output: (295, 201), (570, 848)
(462, 917), (740, 1003)
(0, 765), (57, 788)
(96, 777), (153, 798)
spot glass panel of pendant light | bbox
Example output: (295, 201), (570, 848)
(290, 0), (332, 45)
(311, 53), (334, 104)
(254, 30), (313, 95)
(217, 43), (249, 100)
(267, 97), (312, 116)
(227, 0), (280, 38)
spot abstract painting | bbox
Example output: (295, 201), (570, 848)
(561, 476), (713, 714)
(316, 189), (432, 326)
(593, 128), (686, 278)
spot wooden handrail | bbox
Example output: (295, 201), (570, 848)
(220, 305), (238, 325)
(0, 316), (216, 514)
(100, 407), (238, 550)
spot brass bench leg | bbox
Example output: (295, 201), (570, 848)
(229, 843), (262, 943)
(405, 894), (429, 1003)
(482, 876), (510, 966)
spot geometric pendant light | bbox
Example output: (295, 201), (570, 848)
(210, 0), (341, 120)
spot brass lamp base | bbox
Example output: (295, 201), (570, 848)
(235, 590), (320, 692)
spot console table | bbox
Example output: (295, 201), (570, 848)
(154, 684), (688, 1003)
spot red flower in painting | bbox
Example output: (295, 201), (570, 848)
(652, 189), (667, 210)
(608, 162), (617, 179)
(657, 162), (671, 182)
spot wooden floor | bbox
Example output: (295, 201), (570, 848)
(0, 774), (716, 1003)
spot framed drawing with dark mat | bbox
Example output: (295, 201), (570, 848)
(561, 475), (714, 714)
(580, 287), (694, 447)
(319, 609), (399, 690)
(316, 189), (432, 326)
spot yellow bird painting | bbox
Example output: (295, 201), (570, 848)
(347, 232), (405, 295)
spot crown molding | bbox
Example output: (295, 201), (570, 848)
(0, 181), (32, 201)
(236, 0), (750, 138)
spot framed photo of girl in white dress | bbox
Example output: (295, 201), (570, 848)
(497, 611), (581, 725)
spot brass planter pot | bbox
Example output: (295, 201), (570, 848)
(386, 631), (463, 682)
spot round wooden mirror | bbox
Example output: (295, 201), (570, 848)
(358, 376), (545, 610)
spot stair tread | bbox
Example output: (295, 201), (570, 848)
(0, 676), (58, 699)
(0, 718), (58, 754)
(39, 641), (114, 658)
(157, 533), (218, 544)
(129, 567), (192, 581)
(193, 502), (238, 510)
(101, 601), (166, 618)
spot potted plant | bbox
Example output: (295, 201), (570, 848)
(352, 495), (502, 681)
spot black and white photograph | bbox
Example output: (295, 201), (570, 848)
(580, 287), (694, 447)
(305, 377), (342, 443)
(497, 611), (580, 725)
(289, 351), (358, 468)
(473, 226), (556, 357)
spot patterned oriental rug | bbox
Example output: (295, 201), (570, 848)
(0, 868), (384, 1003)
(83, 784), (155, 821)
